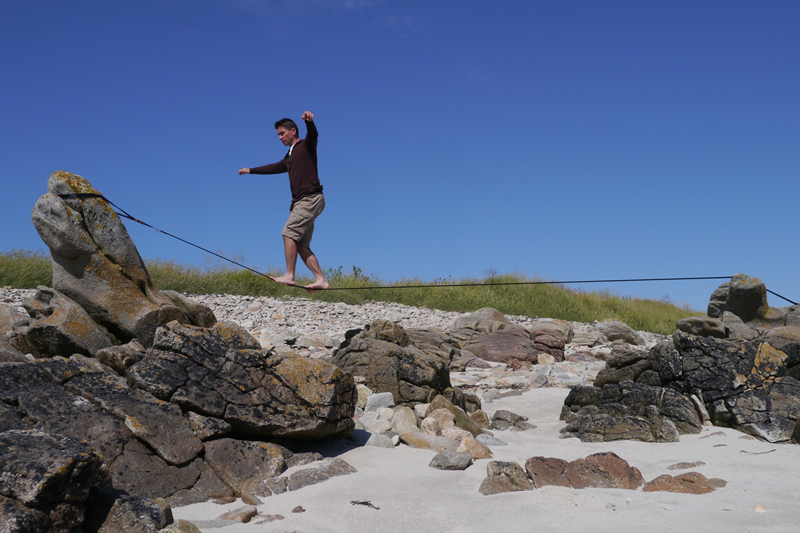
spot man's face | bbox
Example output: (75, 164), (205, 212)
(277, 126), (298, 146)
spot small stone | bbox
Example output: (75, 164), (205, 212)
(429, 451), (474, 470)
(292, 505), (306, 513)
(217, 505), (257, 523)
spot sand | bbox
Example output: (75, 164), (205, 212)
(173, 387), (800, 533)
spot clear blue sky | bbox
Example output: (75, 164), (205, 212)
(2, 0), (798, 312)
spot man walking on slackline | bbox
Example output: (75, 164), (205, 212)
(239, 111), (329, 291)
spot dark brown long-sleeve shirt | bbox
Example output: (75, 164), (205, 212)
(250, 120), (323, 209)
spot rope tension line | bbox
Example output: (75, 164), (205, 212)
(57, 193), (799, 306)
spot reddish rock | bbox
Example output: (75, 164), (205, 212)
(524, 457), (571, 488)
(460, 329), (539, 365)
(642, 472), (716, 494)
(532, 329), (565, 362)
(563, 452), (644, 490)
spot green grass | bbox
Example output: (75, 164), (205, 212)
(1, 250), (700, 334)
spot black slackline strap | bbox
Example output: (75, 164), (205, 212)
(56, 193), (798, 305)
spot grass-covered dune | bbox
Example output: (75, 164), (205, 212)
(1, 249), (699, 335)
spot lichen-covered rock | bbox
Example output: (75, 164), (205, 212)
(82, 487), (173, 533)
(30, 171), (210, 347)
(0, 430), (105, 532)
(95, 339), (146, 376)
(203, 439), (286, 496)
(560, 382), (701, 442)
(129, 321), (355, 440)
(333, 321), (449, 406)
(7, 286), (116, 358)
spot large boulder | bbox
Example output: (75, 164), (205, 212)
(0, 430), (105, 533)
(6, 286), (116, 358)
(332, 321), (450, 405)
(560, 382), (702, 442)
(592, 319), (644, 346)
(30, 171), (214, 347)
(707, 274), (768, 322)
(459, 329), (540, 365)
(130, 320), (356, 440)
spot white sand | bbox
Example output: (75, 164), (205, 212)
(173, 388), (800, 533)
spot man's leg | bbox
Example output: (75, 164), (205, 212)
(299, 246), (329, 291)
(270, 235), (299, 286)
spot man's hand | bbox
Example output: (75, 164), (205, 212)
(301, 111), (314, 122)
(238, 168), (250, 175)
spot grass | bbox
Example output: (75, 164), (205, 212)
(1, 250), (700, 335)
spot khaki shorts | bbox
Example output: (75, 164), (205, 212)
(282, 193), (325, 248)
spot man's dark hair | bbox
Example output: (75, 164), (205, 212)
(274, 118), (298, 133)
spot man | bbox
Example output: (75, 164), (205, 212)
(239, 111), (329, 291)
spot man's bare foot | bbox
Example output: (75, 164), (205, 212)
(304, 280), (330, 293)
(269, 275), (296, 286)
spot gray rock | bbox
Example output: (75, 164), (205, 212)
(333, 321), (450, 405)
(203, 439), (285, 496)
(130, 321), (356, 440)
(475, 434), (508, 447)
(488, 410), (535, 431)
(161, 290), (217, 328)
(286, 458), (357, 491)
(721, 311), (760, 340)
(95, 339), (146, 376)
(30, 171), (191, 347)
(365, 391), (395, 411)
(82, 487), (173, 533)
(592, 319), (643, 346)
(676, 316), (726, 339)
(7, 286), (116, 358)
(365, 432), (396, 448)
(428, 451), (473, 470)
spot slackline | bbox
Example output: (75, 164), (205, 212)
(56, 192), (799, 306)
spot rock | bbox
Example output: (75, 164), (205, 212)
(762, 326), (800, 351)
(571, 330), (608, 347)
(7, 286), (115, 358)
(94, 339), (146, 376)
(531, 329), (566, 361)
(0, 430), (104, 532)
(216, 505), (257, 523)
(489, 409), (535, 431)
(0, 339), (29, 363)
(333, 321), (450, 405)
(592, 319), (644, 346)
(592, 348), (651, 387)
(82, 487), (173, 532)
(478, 461), (533, 495)
(426, 395), (483, 437)
(365, 392), (395, 411)
(676, 316), (726, 339)
(63, 371), (203, 465)
(0, 494), (51, 533)
(390, 406), (420, 436)
(399, 432), (460, 452)
(460, 329), (540, 365)
(671, 333), (800, 442)
(161, 290), (217, 328)
(0, 304), (26, 337)
(203, 439), (285, 496)
(526, 452), (644, 490)
(186, 412), (232, 441)
(721, 311), (759, 340)
(30, 171), (192, 347)
(642, 472), (716, 494)
(356, 383), (373, 409)
(428, 451), (473, 470)
(458, 437), (493, 459)
(476, 434), (508, 447)
(470, 409), (491, 429)
(560, 382), (701, 442)
(707, 274), (768, 322)
(420, 417), (443, 436)
(441, 426), (473, 441)
(529, 318), (573, 343)
(130, 321), (356, 440)
(453, 308), (510, 331)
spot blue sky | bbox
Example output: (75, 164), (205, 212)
(2, 0), (798, 311)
